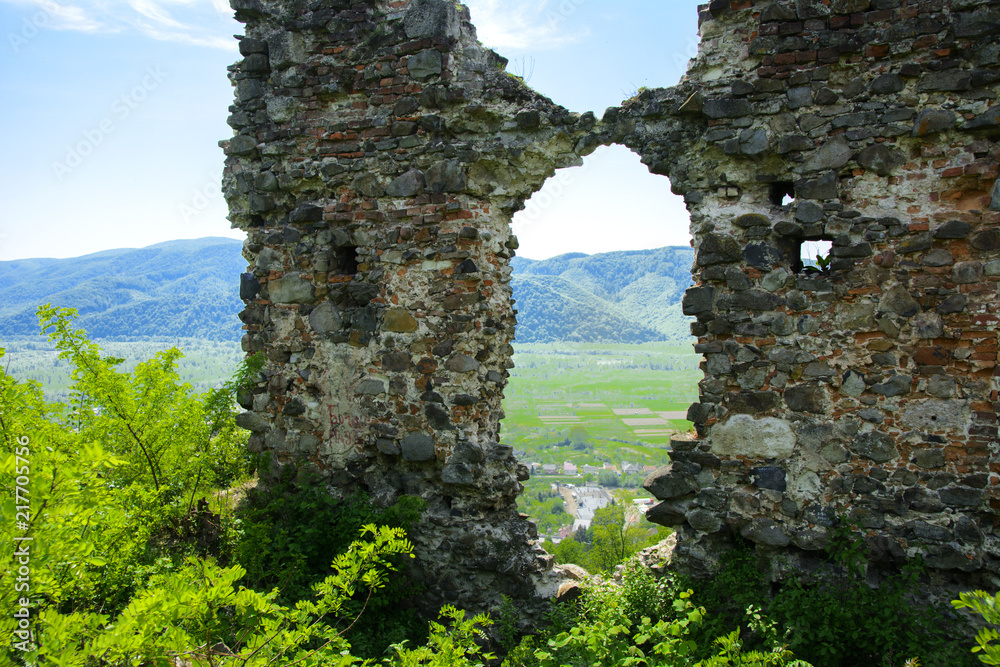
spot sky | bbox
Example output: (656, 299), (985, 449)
(0, 0), (703, 262)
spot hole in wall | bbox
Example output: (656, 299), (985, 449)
(770, 181), (795, 207)
(796, 238), (833, 274)
(501, 144), (701, 543)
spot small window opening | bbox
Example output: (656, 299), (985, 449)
(769, 181), (795, 207)
(332, 245), (359, 275)
(795, 238), (833, 274)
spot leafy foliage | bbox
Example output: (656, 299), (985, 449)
(953, 591), (1000, 665)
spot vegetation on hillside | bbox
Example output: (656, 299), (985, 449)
(0, 308), (996, 667)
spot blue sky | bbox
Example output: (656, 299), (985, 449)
(0, 0), (701, 261)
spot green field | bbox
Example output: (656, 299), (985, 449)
(3, 336), (702, 474)
(501, 342), (701, 469)
(1, 336), (244, 403)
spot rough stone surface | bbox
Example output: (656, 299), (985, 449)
(710, 416), (796, 458)
(225, 0), (1000, 614)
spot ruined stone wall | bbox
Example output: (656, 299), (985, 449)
(223, 0), (1000, 615)
(221, 0), (604, 618)
(621, 0), (1000, 588)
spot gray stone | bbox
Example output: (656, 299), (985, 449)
(646, 501), (687, 527)
(872, 374), (911, 397)
(442, 463), (475, 485)
(912, 312), (944, 339)
(426, 160), (467, 193)
(991, 178), (1000, 212)
(851, 430), (898, 462)
(762, 268), (792, 292)
(404, 0), (461, 40)
(309, 302), (343, 334)
(841, 370), (867, 397)
(856, 145), (905, 176)
(879, 284), (919, 317)
(836, 303), (875, 330)
(697, 234), (743, 265)
(902, 399), (970, 432)
(445, 354), (480, 373)
(357, 379), (385, 395)
(268, 273), (314, 304)
(803, 136), (853, 172)
(918, 71), (971, 92)
(795, 171), (838, 200)
(795, 201), (824, 223)
(703, 98), (752, 119)
(953, 261), (983, 284)
(266, 97), (297, 123)
(778, 134), (813, 154)
(377, 438), (400, 456)
(750, 466), (787, 491)
(939, 486), (983, 508)
(870, 73), (904, 94)
(236, 411), (269, 432)
(898, 233), (933, 254)
(686, 509), (722, 533)
(450, 441), (484, 464)
(934, 220), (971, 239)
(913, 448), (946, 469)
(240, 272), (261, 301)
(740, 518), (790, 547)
(787, 86), (814, 109)
(927, 375), (957, 398)
(922, 249), (954, 267)
(821, 443), (849, 463)
(740, 128), (769, 155)
(425, 403), (452, 430)
(644, 467), (697, 500)
(912, 109), (956, 136)
(386, 169), (426, 197)
(910, 520), (951, 542)
(711, 415), (796, 458)
(706, 353), (732, 375)
(682, 286), (715, 314)
(228, 135), (257, 155)
(785, 384), (828, 413)
(352, 173), (385, 198)
(401, 433), (436, 461)
(973, 231), (1000, 252)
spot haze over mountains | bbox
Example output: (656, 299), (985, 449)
(0, 238), (694, 344)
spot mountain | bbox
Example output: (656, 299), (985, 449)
(511, 247), (695, 343)
(0, 238), (246, 341)
(0, 239), (694, 344)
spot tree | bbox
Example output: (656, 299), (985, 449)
(598, 470), (620, 487)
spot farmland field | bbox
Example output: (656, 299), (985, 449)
(500, 342), (702, 469)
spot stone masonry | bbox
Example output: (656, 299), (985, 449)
(223, 0), (1000, 615)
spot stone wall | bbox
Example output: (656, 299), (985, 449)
(621, 0), (1000, 589)
(223, 0), (1000, 615)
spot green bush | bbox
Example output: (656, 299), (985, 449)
(234, 475), (428, 658)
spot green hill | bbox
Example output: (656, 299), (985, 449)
(0, 238), (246, 341)
(0, 240), (694, 344)
(511, 247), (694, 343)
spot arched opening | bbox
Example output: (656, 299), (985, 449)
(501, 144), (701, 550)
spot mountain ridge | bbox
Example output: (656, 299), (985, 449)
(0, 238), (693, 343)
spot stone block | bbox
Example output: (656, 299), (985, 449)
(711, 415), (796, 458)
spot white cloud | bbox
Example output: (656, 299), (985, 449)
(464, 0), (590, 51)
(0, 0), (238, 49)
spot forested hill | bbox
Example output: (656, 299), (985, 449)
(511, 247), (695, 343)
(0, 239), (694, 344)
(0, 238), (246, 341)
